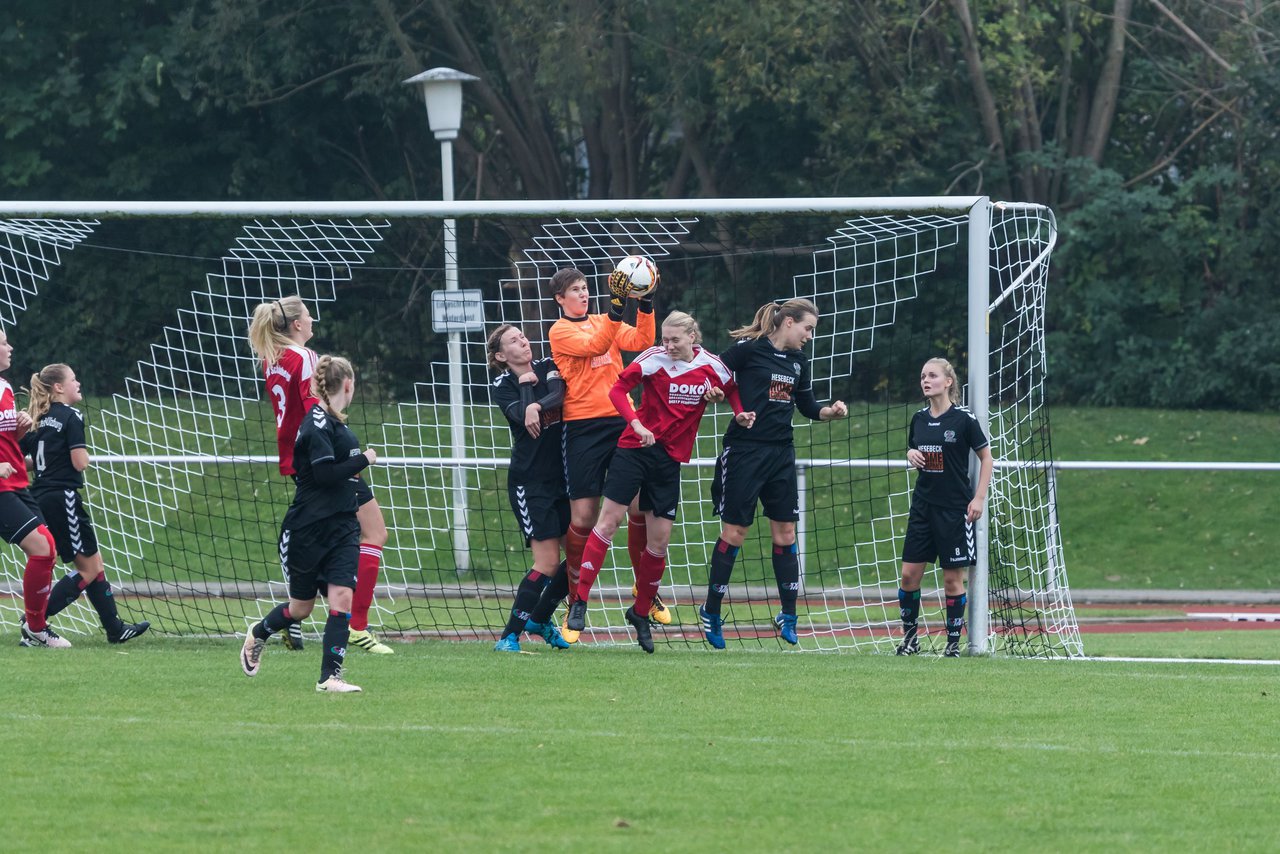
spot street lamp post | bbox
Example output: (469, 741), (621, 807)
(404, 67), (479, 574)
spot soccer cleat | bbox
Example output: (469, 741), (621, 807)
(281, 622), (305, 651)
(632, 585), (672, 625)
(699, 605), (725, 650)
(348, 628), (393, 654)
(524, 620), (571, 650)
(19, 618), (72, 649)
(559, 612), (581, 645)
(943, 641), (962, 658)
(895, 636), (920, 656)
(494, 633), (521, 652)
(107, 621), (151, 645)
(316, 673), (362, 693)
(240, 624), (265, 676)
(773, 611), (798, 645)
(623, 606), (655, 654)
(565, 599), (588, 632)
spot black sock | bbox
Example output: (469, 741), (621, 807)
(945, 593), (967, 646)
(45, 572), (85, 620)
(257, 602), (296, 639)
(529, 562), (569, 624)
(503, 570), (544, 636)
(320, 610), (351, 682)
(899, 588), (921, 640)
(704, 539), (739, 614)
(772, 542), (800, 616)
(85, 576), (125, 636)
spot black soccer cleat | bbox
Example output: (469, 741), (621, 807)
(108, 621), (151, 644)
(943, 641), (962, 658)
(623, 606), (655, 654)
(565, 600), (588, 632)
(895, 636), (920, 656)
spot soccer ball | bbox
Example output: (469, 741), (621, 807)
(612, 255), (659, 297)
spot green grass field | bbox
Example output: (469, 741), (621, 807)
(6, 634), (1279, 852)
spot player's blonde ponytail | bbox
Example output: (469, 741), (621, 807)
(729, 298), (819, 340)
(25, 363), (72, 423)
(312, 354), (355, 422)
(248, 295), (308, 367)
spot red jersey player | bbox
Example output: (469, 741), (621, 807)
(247, 296), (393, 655)
(570, 311), (747, 652)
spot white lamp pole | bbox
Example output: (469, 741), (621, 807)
(404, 67), (479, 574)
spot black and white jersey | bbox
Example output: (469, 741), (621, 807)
(491, 357), (565, 484)
(907, 404), (989, 509)
(720, 337), (823, 446)
(21, 402), (87, 493)
(282, 403), (366, 530)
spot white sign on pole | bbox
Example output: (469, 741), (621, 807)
(431, 289), (485, 333)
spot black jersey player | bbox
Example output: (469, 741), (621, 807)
(240, 355), (376, 692)
(896, 357), (993, 657)
(700, 299), (848, 649)
(22, 364), (149, 644)
(488, 324), (573, 652)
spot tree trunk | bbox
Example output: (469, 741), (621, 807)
(947, 0), (1009, 194)
(1082, 0), (1133, 165)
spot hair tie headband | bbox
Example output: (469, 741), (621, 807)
(275, 299), (289, 332)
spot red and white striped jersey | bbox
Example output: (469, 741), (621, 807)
(610, 346), (735, 463)
(0, 379), (30, 491)
(264, 344), (318, 476)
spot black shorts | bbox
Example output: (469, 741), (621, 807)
(712, 443), (799, 527)
(279, 515), (360, 601)
(355, 477), (376, 508)
(34, 489), (99, 562)
(901, 502), (975, 569)
(562, 417), (625, 500)
(508, 480), (569, 544)
(603, 445), (681, 520)
(0, 489), (45, 545)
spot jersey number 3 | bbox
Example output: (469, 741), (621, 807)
(271, 385), (287, 428)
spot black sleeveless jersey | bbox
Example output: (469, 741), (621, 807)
(720, 337), (823, 446)
(282, 403), (366, 529)
(21, 402), (87, 493)
(491, 357), (565, 484)
(907, 404), (989, 509)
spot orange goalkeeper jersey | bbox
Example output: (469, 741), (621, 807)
(549, 310), (655, 421)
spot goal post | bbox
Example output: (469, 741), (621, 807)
(0, 197), (1081, 657)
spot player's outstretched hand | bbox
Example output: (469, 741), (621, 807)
(524, 402), (543, 439)
(364, 448), (378, 465)
(906, 448), (925, 470)
(704, 386), (725, 403)
(735, 411), (756, 429)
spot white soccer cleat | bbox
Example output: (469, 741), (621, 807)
(240, 624), (265, 676)
(19, 619), (72, 649)
(316, 675), (363, 693)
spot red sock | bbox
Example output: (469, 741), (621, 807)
(626, 513), (647, 578)
(564, 525), (590, 602)
(350, 543), (382, 632)
(633, 547), (667, 616)
(23, 552), (56, 632)
(576, 529), (612, 603)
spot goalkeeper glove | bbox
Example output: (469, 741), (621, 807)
(637, 295), (654, 314)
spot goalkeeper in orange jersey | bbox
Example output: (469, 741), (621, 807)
(548, 266), (658, 641)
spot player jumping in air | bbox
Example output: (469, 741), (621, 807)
(571, 311), (741, 652)
(488, 323), (573, 652)
(248, 296), (392, 654)
(549, 267), (658, 642)
(22, 364), (149, 644)
(699, 299), (848, 649)
(896, 357), (992, 657)
(241, 355), (374, 692)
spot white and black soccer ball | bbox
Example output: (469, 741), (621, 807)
(612, 255), (660, 297)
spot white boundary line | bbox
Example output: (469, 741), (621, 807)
(1080, 656), (1280, 666)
